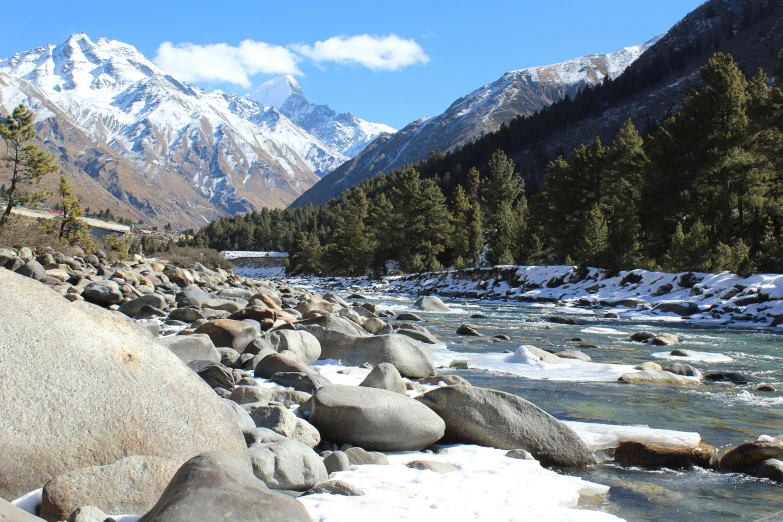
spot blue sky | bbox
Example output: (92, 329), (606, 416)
(1, 0), (705, 129)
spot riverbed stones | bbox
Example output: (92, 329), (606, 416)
(160, 334), (220, 363)
(269, 330), (321, 364)
(456, 324), (483, 336)
(66, 506), (110, 522)
(397, 313), (423, 321)
(0, 269), (247, 500)
(119, 294), (167, 317)
(653, 301), (699, 316)
(418, 375), (471, 386)
(629, 332), (656, 343)
(704, 372), (752, 384)
(547, 316), (577, 325)
(307, 385), (445, 451)
(40, 455), (180, 521)
(662, 363), (702, 378)
(344, 447), (390, 466)
(137, 452), (311, 522)
(0, 498), (43, 522)
(296, 298), (334, 315)
(505, 449), (536, 461)
(194, 319), (257, 352)
(247, 439), (328, 491)
(301, 329), (436, 378)
(15, 259), (48, 281)
(413, 296), (451, 312)
(555, 350), (591, 362)
(416, 385), (595, 468)
(614, 442), (716, 470)
(359, 363), (407, 394)
(719, 439), (783, 472)
(323, 451), (351, 473)
(251, 403), (320, 448)
(635, 362), (663, 372)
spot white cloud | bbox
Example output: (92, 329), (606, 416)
(154, 40), (302, 87)
(294, 34), (430, 71)
(154, 34), (429, 87)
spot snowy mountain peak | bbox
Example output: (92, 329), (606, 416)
(248, 75), (304, 109)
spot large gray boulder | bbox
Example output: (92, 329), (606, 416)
(0, 269), (247, 500)
(413, 296), (451, 312)
(137, 452), (311, 522)
(416, 385), (595, 468)
(269, 330), (321, 364)
(40, 455), (180, 521)
(160, 334), (220, 364)
(307, 385), (445, 451)
(719, 439), (783, 472)
(247, 439), (328, 491)
(254, 352), (314, 379)
(302, 329), (435, 378)
(230, 386), (312, 408)
(15, 259), (48, 282)
(0, 497), (43, 522)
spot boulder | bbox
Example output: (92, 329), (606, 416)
(704, 372), (751, 384)
(554, 350), (591, 362)
(304, 480), (364, 497)
(269, 330), (321, 364)
(175, 286), (213, 306)
(307, 385), (445, 451)
(40, 456), (180, 521)
(418, 375), (471, 387)
(406, 460), (458, 474)
(202, 298), (247, 313)
(243, 428), (286, 446)
(613, 442), (716, 469)
(396, 313), (423, 321)
(222, 399), (256, 432)
(653, 302), (700, 316)
(505, 449), (535, 461)
(187, 360), (235, 390)
(230, 386), (312, 408)
(301, 329), (435, 378)
(619, 371), (700, 386)
(394, 328), (440, 345)
(746, 459), (783, 483)
(254, 352), (314, 379)
(719, 440), (783, 472)
(456, 324), (483, 336)
(662, 363), (702, 378)
(251, 403), (321, 448)
(296, 298), (334, 314)
(66, 506), (110, 522)
(195, 320), (257, 352)
(362, 317), (386, 334)
(137, 452), (311, 522)
(651, 333), (680, 346)
(635, 362), (663, 372)
(160, 334), (220, 364)
(359, 363), (407, 394)
(270, 372), (332, 394)
(296, 315), (368, 337)
(15, 259), (48, 282)
(82, 281), (123, 306)
(416, 385), (595, 468)
(629, 331), (656, 343)
(119, 294), (167, 318)
(0, 269), (247, 500)
(413, 296), (450, 312)
(168, 307), (206, 323)
(343, 447), (389, 466)
(547, 316), (578, 325)
(323, 451), (350, 474)
(247, 439), (328, 491)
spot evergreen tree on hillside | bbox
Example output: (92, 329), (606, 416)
(484, 150), (522, 265)
(366, 193), (395, 274)
(576, 204), (609, 267)
(58, 174), (89, 243)
(288, 232), (323, 275)
(325, 188), (372, 275)
(0, 105), (59, 229)
(388, 167), (424, 272)
(418, 179), (453, 271)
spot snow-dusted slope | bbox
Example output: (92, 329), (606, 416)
(248, 75), (395, 158)
(0, 34), (347, 227)
(292, 39), (659, 208)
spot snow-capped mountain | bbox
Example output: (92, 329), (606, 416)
(292, 39), (660, 208)
(0, 34), (349, 227)
(248, 75), (395, 158)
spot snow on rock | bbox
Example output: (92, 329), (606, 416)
(564, 422), (702, 452)
(372, 266), (783, 327)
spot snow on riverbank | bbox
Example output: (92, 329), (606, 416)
(346, 266), (783, 328)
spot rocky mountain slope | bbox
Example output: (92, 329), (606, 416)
(248, 75), (395, 158)
(291, 39), (658, 207)
(0, 34), (349, 228)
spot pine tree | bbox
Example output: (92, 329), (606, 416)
(326, 188), (372, 275)
(451, 185), (472, 263)
(484, 150), (522, 265)
(0, 105), (59, 228)
(418, 178), (453, 271)
(576, 204), (608, 267)
(58, 174), (89, 243)
(466, 198), (484, 267)
(288, 232), (323, 275)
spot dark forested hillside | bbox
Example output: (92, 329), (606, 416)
(291, 0), (783, 209)
(193, 50), (783, 277)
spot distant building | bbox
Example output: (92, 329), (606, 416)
(221, 251), (288, 279)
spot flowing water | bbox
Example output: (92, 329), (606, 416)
(312, 283), (783, 521)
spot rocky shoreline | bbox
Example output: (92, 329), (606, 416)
(316, 265), (783, 328)
(1, 247), (782, 521)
